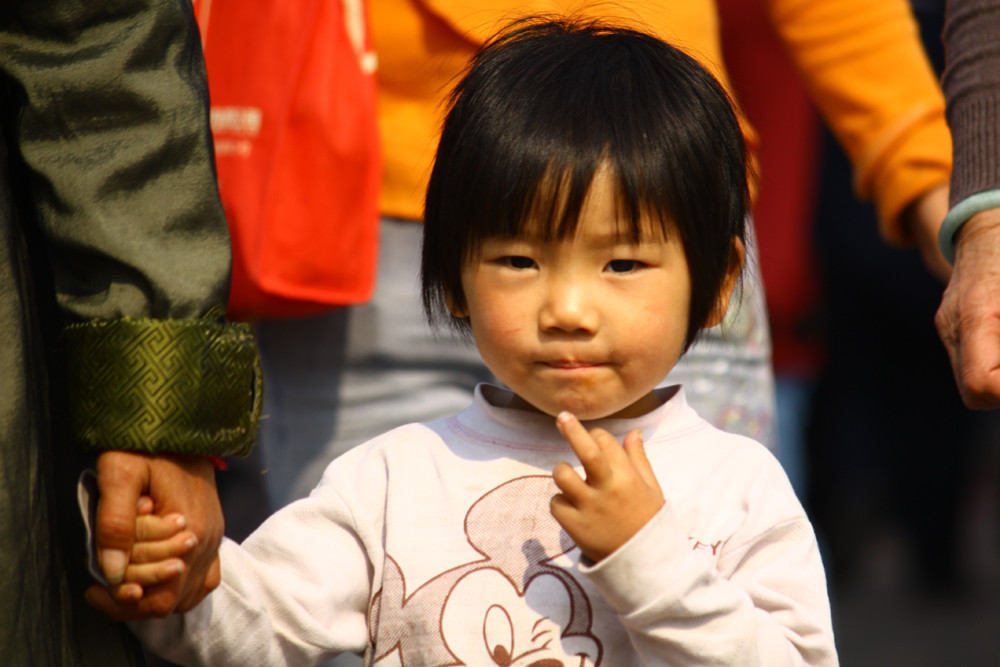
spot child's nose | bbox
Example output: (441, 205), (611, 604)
(539, 277), (597, 333)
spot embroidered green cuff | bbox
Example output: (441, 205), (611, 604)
(61, 311), (262, 457)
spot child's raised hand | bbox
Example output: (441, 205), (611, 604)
(550, 412), (665, 563)
(104, 496), (198, 603)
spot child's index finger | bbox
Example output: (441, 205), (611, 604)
(555, 411), (611, 484)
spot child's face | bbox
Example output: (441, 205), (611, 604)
(452, 169), (691, 420)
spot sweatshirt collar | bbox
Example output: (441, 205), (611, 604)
(449, 383), (704, 452)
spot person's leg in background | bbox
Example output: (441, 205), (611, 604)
(255, 217), (495, 508)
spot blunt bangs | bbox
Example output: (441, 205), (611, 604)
(422, 17), (750, 345)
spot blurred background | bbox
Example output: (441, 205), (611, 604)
(718, 0), (1000, 663)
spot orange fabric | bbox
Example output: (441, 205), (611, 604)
(371, 0), (950, 243)
(193, 0), (381, 320)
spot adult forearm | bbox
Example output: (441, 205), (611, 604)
(943, 0), (1000, 207)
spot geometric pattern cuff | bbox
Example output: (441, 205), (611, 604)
(938, 189), (1000, 265)
(60, 309), (262, 458)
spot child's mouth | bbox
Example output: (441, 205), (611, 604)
(544, 360), (602, 369)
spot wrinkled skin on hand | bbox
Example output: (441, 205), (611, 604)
(85, 452), (224, 620)
(936, 208), (1000, 409)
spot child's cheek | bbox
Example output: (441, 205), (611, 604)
(478, 296), (528, 342)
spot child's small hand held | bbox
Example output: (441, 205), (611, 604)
(550, 412), (665, 563)
(86, 503), (198, 611)
(127, 511), (197, 586)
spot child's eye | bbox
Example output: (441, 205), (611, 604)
(605, 259), (643, 273)
(498, 256), (537, 269)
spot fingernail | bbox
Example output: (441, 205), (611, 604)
(557, 411), (574, 424)
(101, 549), (128, 585)
(120, 584), (142, 601)
(184, 536), (197, 550)
(173, 514), (187, 529)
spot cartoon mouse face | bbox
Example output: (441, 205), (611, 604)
(441, 568), (600, 667)
(369, 476), (604, 666)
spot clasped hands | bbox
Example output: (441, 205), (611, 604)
(84, 452), (224, 620)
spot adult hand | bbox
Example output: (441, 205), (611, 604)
(85, 452), (224, 620)
(936, 207), (1000, 409)
(901, 184), (952, 283)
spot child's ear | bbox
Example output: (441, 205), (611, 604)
(444, 288), (468, 319)
(703, 238), (746, 328)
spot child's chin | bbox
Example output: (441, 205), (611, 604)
(561, 395), (661, 421)
(538, 400), (615, 422)
(511, 389), (655, 421)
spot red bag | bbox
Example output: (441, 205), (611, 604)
(192, 0), (380, 320)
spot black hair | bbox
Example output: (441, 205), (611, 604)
(421, 16), (750, 348)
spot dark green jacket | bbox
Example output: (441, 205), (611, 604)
(1, 2), (259, 664)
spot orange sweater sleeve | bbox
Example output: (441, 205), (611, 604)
(767, 0), (951, 243)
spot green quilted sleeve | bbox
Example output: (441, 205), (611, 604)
(60, 311), (262, 458)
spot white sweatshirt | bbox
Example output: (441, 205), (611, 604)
(132, 384), (837, 666)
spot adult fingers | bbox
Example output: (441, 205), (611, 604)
(144, 456), (224, 613)
(949, 321), (1000, 408)
(137, 495), (154, 516)
(174, 556), (221, 613)
(86, 584), (140, 620)
(95, 452), (151, 585)
(86, 584), (166, 622)
(938, 287), (1000, 408)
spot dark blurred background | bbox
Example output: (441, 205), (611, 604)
(718, 0), (1000, 663)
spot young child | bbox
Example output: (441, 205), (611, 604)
(121, 17), (836, 666)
